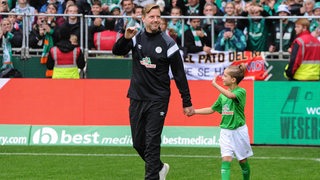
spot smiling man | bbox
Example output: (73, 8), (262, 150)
(112, 4), (194, 180)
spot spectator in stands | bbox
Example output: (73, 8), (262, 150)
(9, 9), (23, 30)
(163, 0), (177, 15)
(184, 15), (212, 54)
(286, 0), (304, 16)
(156, 0), (167, 15)
(29, 0), (46, 11)
(312, 27), (320, 41)
(160, 18), (181, 45)
(12, 0), (38, 32)
(167, 6), (189, 39)
(184, 0), (204, 15)
(29, 13), (50, 49)
(56, 4), (81, 46)
(260, 0), (276, 15)
(6, 0), (16, 10)
(2, 15), (22, 48)
(39, 0), (64, 14)
(134, 0), (155, 7)
(115, 0), (135, 33)
(234, 0), (246, 15)
(224, 2), (236, 18)
(47, 25), (85, 79)
(284, 18), (320, 81)
(88, 0), (107, 50)
(303, 0), (315, 18)
(0, 18), (14, 71)
(310, 2), (320, 40)
(29, 13), (56, 77)
(222, 2), (237, 24)
(127, 5), (143, 31)
(205, 0), (223, 12)
(75, 0), (91, 15)
(0, 18), (22, 71)
(46, 2), (65, 27)
(62, 0), (75, 12)
(215, 19), (246, 51)
(87, 0), (106, 27)
(238, 3), (275, 52)
(99, 0), (120, 14)
(205, 0), (224, 15)
(105, 4), (121, 31)
(7, 11), (20, 31)
(201, 2), (224, 45)
(0, 0), (10, 21)
(271, 4), (296, 52)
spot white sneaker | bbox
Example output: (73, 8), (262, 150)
(159, 163), (169, 180)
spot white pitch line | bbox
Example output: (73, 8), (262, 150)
(0, 152), (319, 162)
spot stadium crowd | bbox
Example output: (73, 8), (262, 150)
(0, 0), (319, 50)
(0, 0), (319, 78)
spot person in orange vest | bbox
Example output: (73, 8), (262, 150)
(284, 18), (320, 81)
(46, 25), (85, 79)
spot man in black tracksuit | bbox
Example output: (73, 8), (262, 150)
(112, 4), (194, 180)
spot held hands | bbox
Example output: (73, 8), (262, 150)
(184, 106), (195, 117)
(124, 26), (138, 39)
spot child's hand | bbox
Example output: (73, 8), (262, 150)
(212, 73), (218, 86)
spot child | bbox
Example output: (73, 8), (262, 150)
(190, 64), (253, 180)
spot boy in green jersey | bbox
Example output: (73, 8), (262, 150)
(190, 64), (253, 180)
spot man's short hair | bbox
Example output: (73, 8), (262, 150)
(188, 13), (200, 22)
(92, 0), (102, 6)
(225, 19), (236, 24)
(120, 0), (133, 6)
(142, 4), (160, 16)
(66, 4), (78, 13)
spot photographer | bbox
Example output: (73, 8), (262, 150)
(215, 19), (247, 51)
(184, 14), (212, 54)
(29, 14), (50, 49)
(29, 13), (56, 77)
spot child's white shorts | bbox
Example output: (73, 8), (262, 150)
(219, 125), (253, 160)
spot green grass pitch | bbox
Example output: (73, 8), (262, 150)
(0, 146), (319, 179)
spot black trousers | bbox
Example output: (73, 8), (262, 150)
(129, 99), (169, 180)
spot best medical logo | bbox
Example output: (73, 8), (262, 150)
(32, 127), (100, 145)
(31, 126), (132, 146)
(30, 126), (220, 147)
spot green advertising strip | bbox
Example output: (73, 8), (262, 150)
(254, 81), (320, 145)
(0, 125), (220, 147)
(0, 125), (30, 145)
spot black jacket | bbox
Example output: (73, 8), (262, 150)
(112, 29), (192, 107)
(29, 25), (45, 48)
(54, 21), (82, 46)
(184, 28), (211, 53)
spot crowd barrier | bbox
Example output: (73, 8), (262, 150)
(3, 54), (288, 80)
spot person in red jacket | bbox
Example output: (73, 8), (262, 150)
(284, 18), (320, 81)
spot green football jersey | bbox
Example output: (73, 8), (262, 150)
(211, 87), (246, 130)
